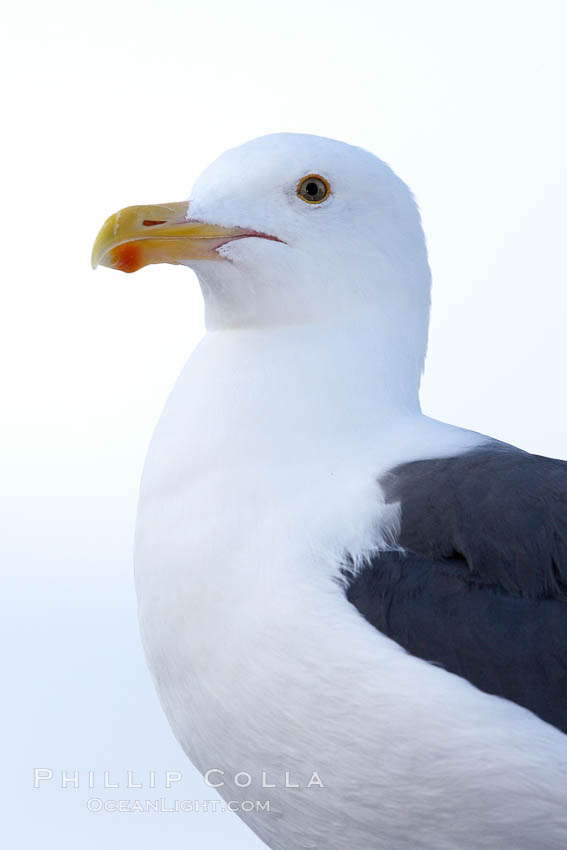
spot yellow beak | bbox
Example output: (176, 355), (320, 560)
(91, 201), (259, 273)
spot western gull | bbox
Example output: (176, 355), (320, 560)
(92, 133), (567, 849)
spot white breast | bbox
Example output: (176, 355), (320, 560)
(134, 328), (567, 850)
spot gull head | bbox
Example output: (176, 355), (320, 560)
(92, 133), (431, 335)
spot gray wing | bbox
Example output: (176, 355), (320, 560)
(343, 442), (567, 733)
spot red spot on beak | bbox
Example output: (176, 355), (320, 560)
(113, 243), (143, 273)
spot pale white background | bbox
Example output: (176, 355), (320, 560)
(2, 1), (566, 847)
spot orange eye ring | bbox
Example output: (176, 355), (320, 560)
(297, 174), (331, 204)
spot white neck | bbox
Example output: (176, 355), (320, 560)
(189, 313), (424, 463)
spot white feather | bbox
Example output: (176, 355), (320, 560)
(134, 134), (567, 849)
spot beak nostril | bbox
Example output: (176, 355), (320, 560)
(142, 220), (167, 227)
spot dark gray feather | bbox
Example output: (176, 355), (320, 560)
(344, 442), (567, 732)
(379, 441), (567, 598)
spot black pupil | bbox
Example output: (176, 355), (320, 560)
(306, 182), (319, 196)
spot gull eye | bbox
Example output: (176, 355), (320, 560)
(297, 174), (330, 204)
